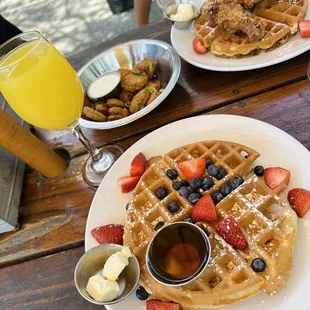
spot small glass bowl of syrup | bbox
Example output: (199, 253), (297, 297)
(146, 222), (211, 286)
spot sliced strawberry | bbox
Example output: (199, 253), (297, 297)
(299, 20), (310, 38)
(215, 216), (248, 249)
(130, 152), (147, 176)
(264, 167), (290, 190)
(288, 188), (310, 218)
(178, 157), (206, 181)
(91, 224), (124, 245)
(117, 175), (140, 193)
(192, 38), (207, 54)
(146, 300), (183, 310)
(191, 195), (217, 222)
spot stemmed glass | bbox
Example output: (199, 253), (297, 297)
(0, 30), (122, 186)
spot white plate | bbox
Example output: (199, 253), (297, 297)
(170, 0), (310, 71)
(85, 115), (310, 310)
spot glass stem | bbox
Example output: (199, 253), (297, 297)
(71, 124), (102, 161)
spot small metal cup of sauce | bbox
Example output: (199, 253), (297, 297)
(146, 222), (211, 286)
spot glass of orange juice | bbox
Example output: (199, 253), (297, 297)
(0, 30), (122, 186)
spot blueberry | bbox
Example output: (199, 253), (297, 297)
(206, 159), (213, 168)
(251, 258), (266, 272)
(179, 186), (189, 198)
(229, 176), (244, 190)
(155, 187), (168, 199)
(172, 181), (183, 190)
(188, 192), (202, 204)
(126, 203), (129, 210)
(166, 169), (178, 180)
(220, 184), (232, 196)
(212, 191), (224, 204)
(201, 178), (214, 191)
(155, 221), (164, 230)
(190, 177), (203, 189)
(216, 169), (227, 180)
(180, 179), (189, 187)
(254, 165), (264, 177)
(168, 201), (180, 213)
(207, 164), (220, 177)
(184, 217), (195, 223)
(136, 286), (149, 300)
(187, 186), (195, 194)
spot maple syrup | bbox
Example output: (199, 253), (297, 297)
(146, 222), (211, 286)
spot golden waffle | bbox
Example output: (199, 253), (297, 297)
(254, 0), (308, 33)
(124, 140), (297, 309)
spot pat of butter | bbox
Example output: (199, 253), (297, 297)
(86, 275), (120, 302)
(170, 4), (194, 21)
(103, 246), (132, 281)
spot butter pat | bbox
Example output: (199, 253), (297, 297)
(86, 275), (120, 302)
(103, 246), (132, 281)
(170, 4), (194, 21)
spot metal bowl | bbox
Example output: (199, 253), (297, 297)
(78, 39), (181, 130)
(74, 244), (140, 305)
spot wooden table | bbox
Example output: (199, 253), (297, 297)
(1, 18), (310, 309)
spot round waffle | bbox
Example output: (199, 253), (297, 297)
(124, 140), (297, 309)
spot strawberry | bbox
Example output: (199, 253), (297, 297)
(130, 152), (147, 176)
(288, 188), (310, 218)
(215, 216), (248, 249)
(91, 224), (124, 245)
(117, 175), (140, 193)
(191, 195), (217, 222)
(299, 20), (310, 38)
(178, 157), (206, 181)
(146, 300), (183, 310)
(192, 38), (207, 54)
(264, 167), (290, 190)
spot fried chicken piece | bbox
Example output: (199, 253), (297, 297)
(134, 58), (156, 79)
(121, 72), (149, 93)
(239, 0), (264, 10)
(120, 90), (134, 102)
(146, 91), (160, 105)
(147, 80), (161, 91)
(129, 88), (149, 113)
(118, 68), (131, 80)
(201, 0), (221, 28)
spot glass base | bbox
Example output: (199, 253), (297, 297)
(82, 145), (123, 187)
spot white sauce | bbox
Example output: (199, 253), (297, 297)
(87, 72), (120, 99)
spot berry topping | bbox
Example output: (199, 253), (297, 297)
(191, 195), (217, 222)
(146, 299), (182, 310)
(216, 169), (227, 180)
(178, 157), (206, 181)
(251, 258), (266, 272)
(130, 152), (147, 176)
(168, 201), (180, 213)
(91, 224), (124, 245)
(212, 191), (224, 204)
(220, 184), (232, 196)
(180, 179), (190, 187)
(166, 169), (178, 180)
(179, 186), (189, 198)
(136, 286), (149, 300)
(288, 188), (310, 218)
(206, 158), (213, 168)
(201, 178), (214, 191)
(187, 186), (195, 194)
(215, 216), (248, 249)
(192, 38), (207, 55)
(207, 164), (220, 177)
(190, 177), (203, 189)
(229, 176), (244, 190)
(188, 192), (202, 204)
(118, 175), (141, 193)
(155, 221), (165, 231)
(172, 181), (183, 190)
(155, 187), (168, 199)
(264, 167), (290, 190)
(254, 165), (264, 176)
(184, 217), (195, 223)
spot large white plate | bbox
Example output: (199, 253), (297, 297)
(85, 115), (310, 310)
(170, 0), (310, 71)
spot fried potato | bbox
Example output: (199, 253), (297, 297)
(134, 58), (156, 79)
(95, 103), (109, 115)
(107, 98), (125, 108)
(120, 90), (134, 102)
(108, 115), (124, 121)
(121, 73), (149, 93)
(130, 88), (149, 113)
(83, 106), (107, 121)
(146, 91), (160, 105)
(108, 107), (129, 117)
(147, 80), (161, 91)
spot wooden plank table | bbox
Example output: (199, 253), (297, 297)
(1, 18), (310, 309)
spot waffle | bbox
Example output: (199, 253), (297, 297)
(124, 140), (297, 309)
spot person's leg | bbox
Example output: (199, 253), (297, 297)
(134, 0), (152, 27)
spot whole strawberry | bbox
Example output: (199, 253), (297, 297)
(191, 195), (217, 222)
(91, 224), (124, 245)
(215, 216), (248, 249)
(288, 188), (310, 218)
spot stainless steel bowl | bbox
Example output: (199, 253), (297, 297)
(74, 244), (140, 305)
(78, 39), (181, 130)
(163, 1), (200, 29)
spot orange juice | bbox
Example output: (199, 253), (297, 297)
(0, 40), (83, 130)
